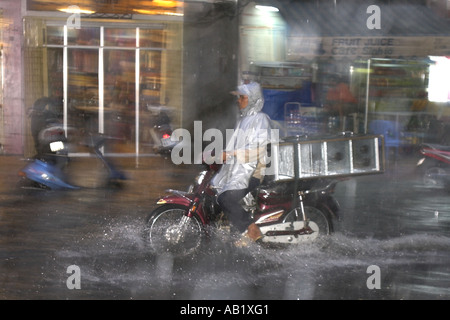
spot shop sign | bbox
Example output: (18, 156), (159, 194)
(287, 36), (450, 60)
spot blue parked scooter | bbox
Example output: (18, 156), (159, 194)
(18, 97), (126, 191)
(18, 131), (127, 191)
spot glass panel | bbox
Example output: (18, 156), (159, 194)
(68, 27), (100, 46)
(140, 49), (164, 153)
(103, 49), (135, 153)
(140, 50), (162, 105)
(46, 26), (64, 45)
(104, 28), (136, 47)
(47, 48), (64, 98)
(68, 48), (99, 137)
(140, 29), (165, 48)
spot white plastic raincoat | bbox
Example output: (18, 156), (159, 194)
(211, 82), (272, 195)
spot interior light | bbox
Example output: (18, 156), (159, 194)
(428, 56), (450, 102)
(152, 0), (182, 8)
(255, 5), (279, 12)
(133, 9), (183, 16)
(58, 6), (95, 14)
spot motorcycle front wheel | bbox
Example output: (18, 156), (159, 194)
(144, 204), (204, 257)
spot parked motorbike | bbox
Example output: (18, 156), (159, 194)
(147, 106), (178, 156)
(143, 158), (340, 257)
(417, 142), (450, 189)
(18, 124), (127, 190)
(18, 96), (127, 191)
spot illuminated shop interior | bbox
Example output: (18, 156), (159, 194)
(23, 0), (183, 156)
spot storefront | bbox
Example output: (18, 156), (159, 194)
(238, 1), (450, 146)
(1, 0), (450, 156)
(2, 0), (183, 157)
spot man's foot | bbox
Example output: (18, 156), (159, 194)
(234, 223), (263, 247)
(247, 223), (263, 242)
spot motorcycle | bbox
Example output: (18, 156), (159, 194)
(417, 142), (450, 189)
(143, 158), (340, 257)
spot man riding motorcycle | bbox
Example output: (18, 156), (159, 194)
(212, 82), (273, 246)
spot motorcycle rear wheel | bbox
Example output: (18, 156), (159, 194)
(284, 205), (332, 238)
(144, 204), (204, 257)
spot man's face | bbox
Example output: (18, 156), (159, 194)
(238, 95), (249, 110)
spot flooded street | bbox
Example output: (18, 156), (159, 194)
(1, 0), (450, 308)
(1, 155), (449, 300)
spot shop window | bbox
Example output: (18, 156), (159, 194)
(140, 29), (166, 48)
(24, 20), (180, 156)
(104, 49), (135, 109)
(46, 26), (64, 45)
(47, 48), (63, 97)
(68, 27), (100, 46)
(104, 28), (137, 47)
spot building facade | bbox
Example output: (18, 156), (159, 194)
(1, 0), (449, 156)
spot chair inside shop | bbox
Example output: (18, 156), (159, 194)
(368, 119), (403, 159)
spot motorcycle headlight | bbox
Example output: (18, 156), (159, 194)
(416, 157), (425, 166)
(194, 171), (207, 185)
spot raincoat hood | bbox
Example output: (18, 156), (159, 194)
(232, 82), (265, 117)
